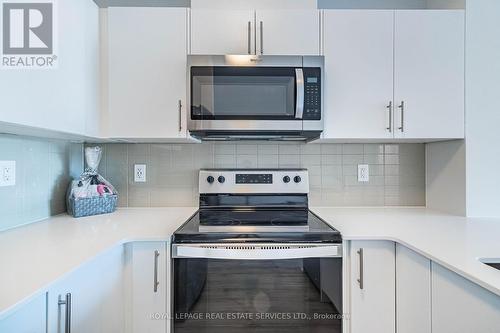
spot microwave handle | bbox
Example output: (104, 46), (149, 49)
(295, 68), (304, 119)
(172, 243), (341, 260)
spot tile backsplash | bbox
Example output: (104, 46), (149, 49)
(0, 135), (83, 232)
(93, 142), (425, 207)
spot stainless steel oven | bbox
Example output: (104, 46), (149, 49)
(172, 169), (343, 333)
(172, 244), (342, 333)
(187, 55), (324, 141)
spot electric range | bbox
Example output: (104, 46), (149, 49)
(172, 169), (341, 244)
(171, 169), (343, 333)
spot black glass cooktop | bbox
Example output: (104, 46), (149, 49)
(172, 209), (342, 244)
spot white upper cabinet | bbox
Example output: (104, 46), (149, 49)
(107, 8), (188, 139)
(0, 0), (99, 137)
(323, 10), (394, 139)
(350, 241), (396, 333)
(322, 9), (464, 141)
(190, 9), (320, 55)
(394, 10), (465, 139)
(190, 9), (255, 55)
(255, 10), (320, 55)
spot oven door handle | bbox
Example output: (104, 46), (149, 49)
(172, 243), (341, 260)
(295, 68), (304, 119)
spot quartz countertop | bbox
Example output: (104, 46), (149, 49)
(0, 207), (197, 320)
(1, 206), (500, 320)
(311, 207), (500, 297)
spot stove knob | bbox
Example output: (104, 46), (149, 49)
(218, 176), (225, 184)
(283, 176), (290, 183)
(294, 176), (302, 183)
(207, 176), (215, 184)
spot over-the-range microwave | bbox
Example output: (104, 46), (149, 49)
(187, 55), (324, 142)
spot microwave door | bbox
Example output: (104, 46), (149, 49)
(191, 67), (298, 121)
(295, 68), (304, 119)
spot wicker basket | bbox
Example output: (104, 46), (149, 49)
(68, 195), (118, 218)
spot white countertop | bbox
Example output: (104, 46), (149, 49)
(1, 206), (500, 320)
(311, 207), (500, 297)
(0, 207), (197, 320)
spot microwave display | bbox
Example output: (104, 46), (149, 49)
(303, 68), (321, 121)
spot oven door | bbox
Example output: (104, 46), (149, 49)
(189, 66), (304, 131)
(172, 243), (343, 333)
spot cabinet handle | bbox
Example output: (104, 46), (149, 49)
(357, 248), (364, 290)
(178, 100), (182, 132)
(154, 250), (160, 293)
(260, 21), (264, 55)
(386, 101), (393, 132)
(58, 293), (72, 333)
(398, 101), (405, 132)
(247, 21), (252, 55)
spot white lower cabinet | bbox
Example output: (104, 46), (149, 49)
(47, 246), (125, 333)
(431, 262), (500, 333)
(349, 240), (395, 333)
(125, 242), (168, 333)
(0, 293), (46, 333)
(395, 244), (431, 333)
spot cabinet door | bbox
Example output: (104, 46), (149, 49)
(323, 10), (395, 139)
(394, 10), (465, 139)
(0, 293), (46, 333)
(431, 262), (500, 333)
(255, 10), (320, 55)
(129, 242), (167, 333)
(350, 240), (395, 333)
(0, 0), (99, 137)
(396, 244), (431, 333)
(108, 8), (188, 139)
(190, 9), (255, 55)
(47, 246), (125, 333)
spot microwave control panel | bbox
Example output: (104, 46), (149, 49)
(302, 68), (321, 120)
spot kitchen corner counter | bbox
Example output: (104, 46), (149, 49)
(0, 207), (197, 320)
(311, 207), (500, 298)
(1, 206), (500, 321)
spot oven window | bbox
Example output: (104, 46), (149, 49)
(191, 67), (297, 120)
(174, 258), (342, 333)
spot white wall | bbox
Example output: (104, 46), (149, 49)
(191, 0), (317, 10)
(0, 0), (100, 137)
(426, 140), (466, 215)
(426, 0), (464, 9)
(465, 0), (500, 217)
(317, 0), (427, 9)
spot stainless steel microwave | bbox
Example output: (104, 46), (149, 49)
(187, 55), (324, 141)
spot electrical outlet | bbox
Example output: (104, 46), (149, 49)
(0, 161), (16, 187)
(357, 164), (369, 182)
(134, 164), (146, 183)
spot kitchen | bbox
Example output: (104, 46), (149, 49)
(0, 0), (499, 332)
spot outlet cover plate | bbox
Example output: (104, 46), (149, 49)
(357, 164), (369, 182)
(134, 164), (146, 183)
(0, 161), (16, 187)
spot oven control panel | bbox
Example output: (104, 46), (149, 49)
(200, 169), (309, 194)
(302, 67), (321, 121)
(236, 174), (273, 184)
